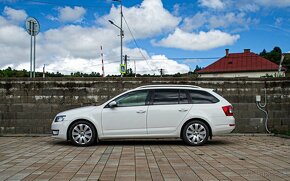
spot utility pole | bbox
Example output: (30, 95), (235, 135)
(120, 0), (123, 66)
(100, 46), (105, 77)
(42, 64), (46, 78)
(159, 68), (165, 77)
(124, 55), (128, 74)
(278, 54), (285, 77)
(110, 0), (123, 77)
(134, 60), (136, 77)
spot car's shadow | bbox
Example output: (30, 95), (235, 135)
(51, 138), (232, 147)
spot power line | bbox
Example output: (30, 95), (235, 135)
(91, 60), (120, 67)
(122, 13), (159, 74)
(130, 57), (222, 60)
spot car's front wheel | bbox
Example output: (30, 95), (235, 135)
(69, 121), (96, 146)
(182, 120), (209, 146)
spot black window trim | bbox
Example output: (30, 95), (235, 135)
(104, 88), (219, 108)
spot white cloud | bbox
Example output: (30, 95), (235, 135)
(238, 3), (260, 12)
(208, 12), (257, 30)
(181, 12), (258, 32)
(173, 4), (180, 16)
(230, 0), (290, 10)
(183, 59), (203, 64)
(3, 6), (27, 23)
(253, 0), (290, 8)
(36, 25), (121, 64)
(43, 57), (99, 74)
(275, 18), (283, 26)
(124, 54), (189, 75)
(182, 12), (207, 31)
(107, 47), (189, 75)
(98, 0), (181, 39)
(0, 2), (189, 75)
(0, 16), (29, 66)
(46, 14), (58, 21)
(38, 54), (189, 76)
(153, 28), (240, 51)
(58, 6), (86, 23)
(198, 0), (225, 9)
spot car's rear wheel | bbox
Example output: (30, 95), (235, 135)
(182, 120), (209, 146)
(69, 121), (96, 146)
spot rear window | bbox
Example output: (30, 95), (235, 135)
(189, 90), (219, 104)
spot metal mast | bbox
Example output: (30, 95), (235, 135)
(101, 46), (105, 77)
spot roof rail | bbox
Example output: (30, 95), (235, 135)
(136, 84), (201, 89)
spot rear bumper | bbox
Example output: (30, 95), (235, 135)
(213, 125), (235, 135)
(212, 116), (236, 135)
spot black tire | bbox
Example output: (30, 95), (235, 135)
(182, 120), (209, 146)
(69, 120), (96, 146)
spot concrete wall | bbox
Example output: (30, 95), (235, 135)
(0, 77), (289, 135)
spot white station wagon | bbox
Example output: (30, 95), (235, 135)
(51, 85), (235, 146)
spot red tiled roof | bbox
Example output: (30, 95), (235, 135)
(197, 51), (285, 74)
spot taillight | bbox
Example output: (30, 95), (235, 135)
(222, 105), (233, 116)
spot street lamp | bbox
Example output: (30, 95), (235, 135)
(109, 0), (123, 77)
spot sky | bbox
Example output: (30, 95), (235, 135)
(0, 0), (290, 75)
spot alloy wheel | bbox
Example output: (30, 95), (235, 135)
(183, 121), (209, 146)
(72, 123), (93, 145)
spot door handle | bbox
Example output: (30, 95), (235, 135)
(178, 109), (188, 112)
(136, 110), (146, 113)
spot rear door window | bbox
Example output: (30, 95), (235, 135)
(152, 89), (190, 105)
(152, 89), (179, 105)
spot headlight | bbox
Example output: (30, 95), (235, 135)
(54, 115), (66, 122)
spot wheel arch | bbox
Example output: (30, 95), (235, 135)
(67, 119), (98, 141)
(180, 118), (212, 139)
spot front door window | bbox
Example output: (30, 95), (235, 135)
(115, 90), (148, 107)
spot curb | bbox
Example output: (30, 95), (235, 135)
(274, 134), (290, 139)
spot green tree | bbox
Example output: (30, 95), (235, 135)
(259, 47), (290, 75)
(194, 65), (202, 72)
(259, 47), (282, 64)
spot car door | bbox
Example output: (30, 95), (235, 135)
(147, 89), (192, 135)
(101, 90), (149, 136)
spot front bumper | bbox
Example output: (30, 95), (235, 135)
(51, 121), (68, 140)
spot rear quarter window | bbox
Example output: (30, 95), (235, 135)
(189, 90), (219, 104)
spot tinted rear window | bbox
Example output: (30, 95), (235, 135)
(152, 89), (179, 105)
(189, 90), (219, 104)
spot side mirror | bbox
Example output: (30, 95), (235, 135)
(108, 101), (117, 108)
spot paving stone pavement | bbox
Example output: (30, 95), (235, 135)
(0, 136), (289, 181)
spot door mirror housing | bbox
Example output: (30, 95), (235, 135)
(108, 101), (117, 108)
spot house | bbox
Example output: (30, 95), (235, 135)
(197, 49), (286, 78)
